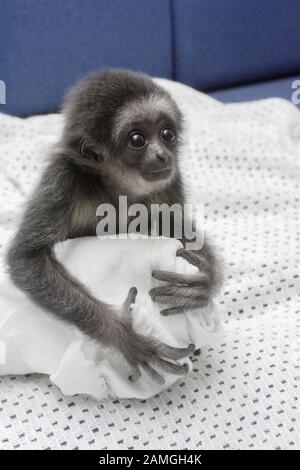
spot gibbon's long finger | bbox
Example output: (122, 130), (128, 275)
(124, 286), (138, 307)
(160, 306), (189, 316)
(160, 299), (209, 316)
(122, 286), (138, 321)
(177, 248), (202, 269)
(150, 294), (206, 308)
(177, 249), (214, 277)
(128, 365), (141, 383)
(154, 357), (189, 376)
(141, 363), (165, 385)
(149, 285), (209, 299)
(152, 269), (209, 286)
(155, 341), (196, 360)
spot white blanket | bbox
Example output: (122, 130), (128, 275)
(0, 236), (222, 400)
(0, 78), (299, 449)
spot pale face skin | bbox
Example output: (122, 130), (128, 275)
(118, 118), (177, 182)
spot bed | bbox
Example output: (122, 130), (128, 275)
(0, 79), (299, 449)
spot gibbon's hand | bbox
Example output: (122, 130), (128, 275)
(116, 287), (195, 384)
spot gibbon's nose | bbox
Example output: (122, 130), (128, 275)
(156, 151), (168, 164)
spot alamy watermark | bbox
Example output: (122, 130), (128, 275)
(291, 80), (300, 105)
(95, 196), (205, 250)
(0, 80), (6, 105)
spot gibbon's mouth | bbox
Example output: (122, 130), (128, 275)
(142, 168), (173, 182)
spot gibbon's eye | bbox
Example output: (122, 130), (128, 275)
(128, 132), (146, 149)
(161, 127), (176, 143)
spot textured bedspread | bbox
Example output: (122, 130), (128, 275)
(0, 79), (299, 449)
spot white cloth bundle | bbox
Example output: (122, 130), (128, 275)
(0, 236), (222, 400)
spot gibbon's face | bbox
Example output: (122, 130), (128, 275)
(117, 119), (178, 182)
(112, 96), (182, 183)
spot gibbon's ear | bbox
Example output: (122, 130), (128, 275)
(79, 139), (100, 161)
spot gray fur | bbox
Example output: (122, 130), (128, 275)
(6, 69), (222, 382)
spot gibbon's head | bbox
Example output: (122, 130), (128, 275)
(63, 69), (184, 190)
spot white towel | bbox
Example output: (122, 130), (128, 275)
(0, 236), (222, 400)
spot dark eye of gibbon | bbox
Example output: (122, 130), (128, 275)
(128, 132), (146, 149)
(161, 127), (176, 143)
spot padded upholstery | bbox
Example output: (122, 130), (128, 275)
(173, 0), (300, 90)
(1, 0), (300, 115)
(0, 0), (173, 115)
(210, 75), (300, 106)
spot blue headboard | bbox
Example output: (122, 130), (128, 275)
(1, 0), (300, 116)
(1, 0), (173, 115)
